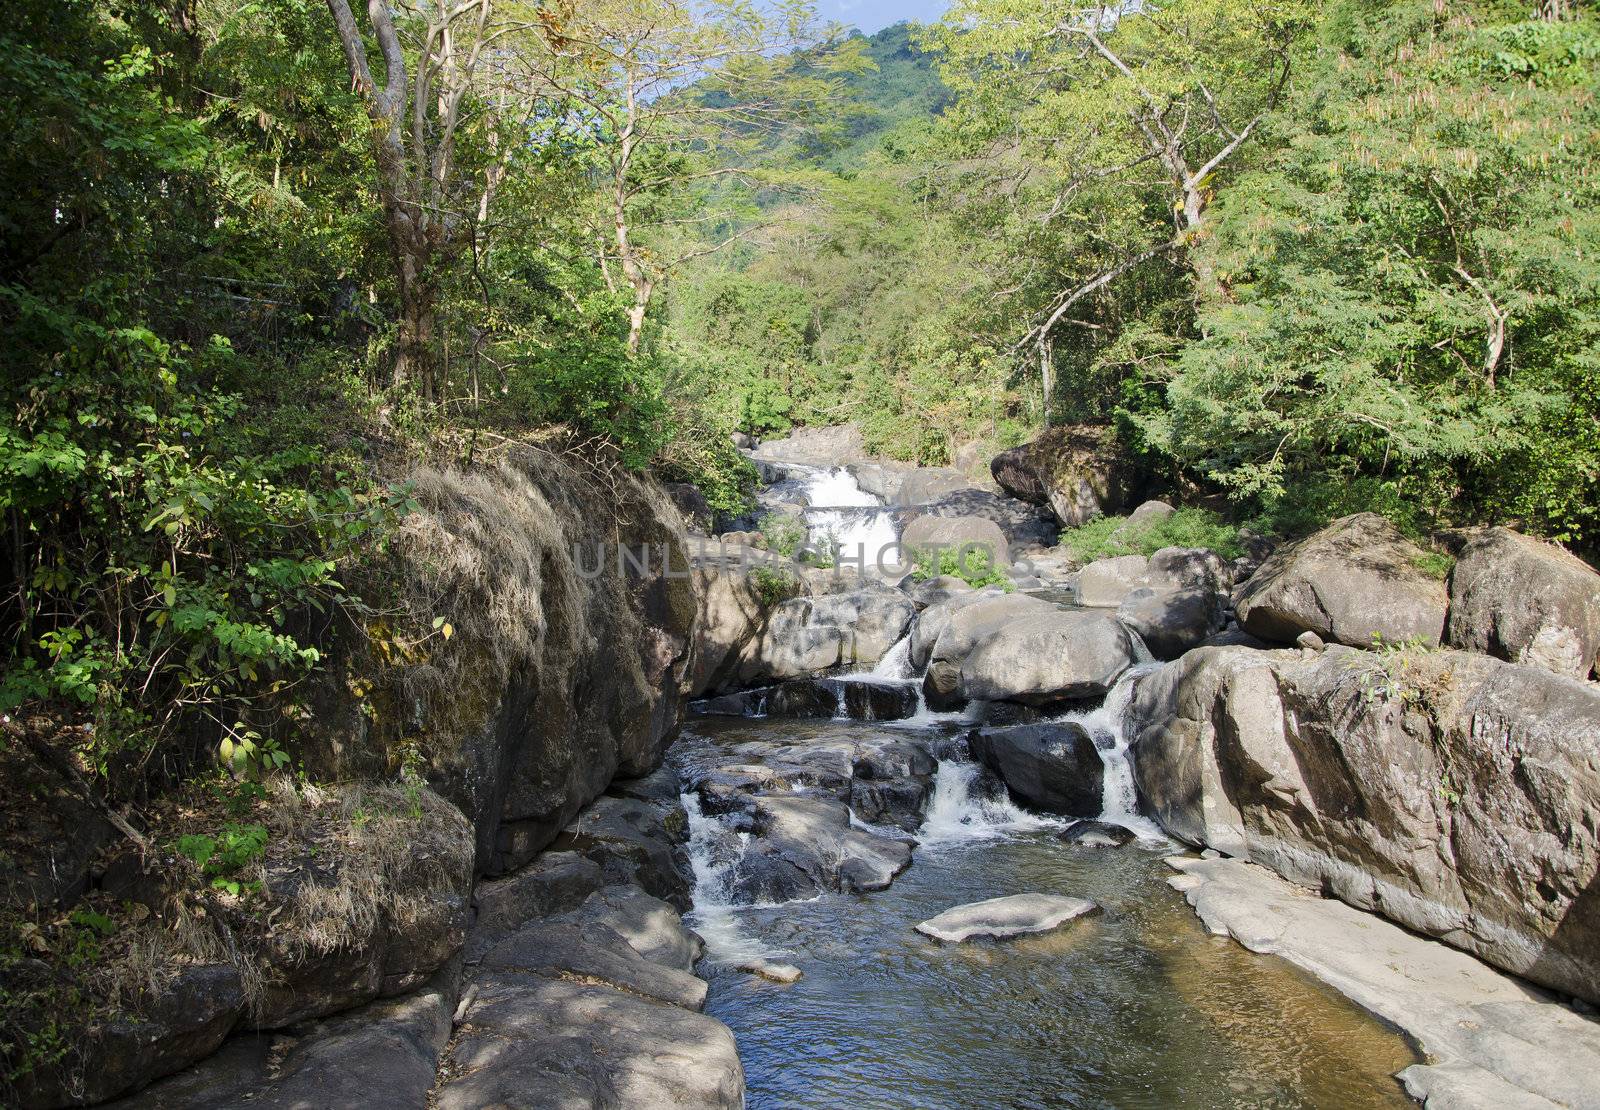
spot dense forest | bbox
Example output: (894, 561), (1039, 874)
(1, 0), (1597, 993)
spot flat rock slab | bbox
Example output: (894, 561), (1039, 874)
(479, 920), (708, 1012)
(1166, 856), (1600, 1110)
(916, 894), (1100, 943)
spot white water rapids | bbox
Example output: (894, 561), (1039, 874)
(799, 467), (900, 565)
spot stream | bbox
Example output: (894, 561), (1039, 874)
(672, 712), (1421, 1109)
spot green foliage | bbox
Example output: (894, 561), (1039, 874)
(758, 514), (810, 559)
(910, 546), (1012, 591)
(1061, 509), (1245, 563)
(749, 565), (798, 607)
(175, 824), (269, 895)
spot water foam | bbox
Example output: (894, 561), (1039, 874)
(918, 759), (1064, 847)
(681, 792), (782, 964)
(1054, 662), (1169, 843)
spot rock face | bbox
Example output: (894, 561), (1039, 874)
(990, 425), (1138, 527)
(916, 894), (1100, 943)
(1132, 643), (1600, 1006)
(957, 610), (1138, 706)
(1233, 513), (1449, 648)
(741, 583), (915, 685)
(691, 544), (795, 696)
(299, 457), (700, 878)
(1446, 527), (1600, 680)
(968, 723), (1105, 816)
(699, 677), (919, 722)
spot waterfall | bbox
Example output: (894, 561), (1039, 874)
(871, 635), (916, 680)
(918, 760), (1063, 846)
(800, 467), (900, 566)
(681, 792), (782, 964)
(1055, 663), (1168, 842)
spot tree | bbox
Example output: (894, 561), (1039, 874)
(928, 0), (1311, 418)
(523, 0), (851, 354)
(323, 0), (540, 398)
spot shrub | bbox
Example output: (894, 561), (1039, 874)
(1061, 508), (1244, 562)
(758, 513), (809, 559)
(910, 545), (1012, 590)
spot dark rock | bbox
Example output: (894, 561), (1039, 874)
(470, 851), (607, 957)
(550, 796), (694, 911)
(968, 723), (1105, 817)
(1446, 527), (1600, 680)
(732, 795), (913, 902)
(1119, 586), (1226, 661)
(990, 425), (1140, 527)
(900, 488), (1058, 548)
(1234, 513), (1449, 648)
(741, 584), (915, 685)
(664, 482), (712, 533)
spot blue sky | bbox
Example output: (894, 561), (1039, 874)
(817, 0), (952, 33)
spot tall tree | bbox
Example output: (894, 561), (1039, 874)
(524, 0), (850, 354)
(323, 0), (538, 398)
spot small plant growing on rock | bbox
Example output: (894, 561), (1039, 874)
(910, 546), (1012, 591)
(750, 565), (798, 607)
(175, 824), (269, 897)
(1060, 508), (1244, 562)
(758, 513), (809, 559)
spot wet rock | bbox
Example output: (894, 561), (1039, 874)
(1234, 513), (1449, 648)
(1060, 820), (1136, 848)
(480, 920), (708, 1011)
(1446, 526), (1600, 680)
(733, 795), (914, 902)
(958, 609), (1137, 705)
(908, 587), (1009, 671)
(742, 583), (915, 685)
(968, 723), (1105, 817)
(1134, 644), (1600, 1006)
(738, 960), (804, 984)
(437, 973), (743, 1110)
(698, 678), (919, 722)
(916, 894), (1100, 943)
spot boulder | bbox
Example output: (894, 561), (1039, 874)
(896, 468), (979, 507)
(1132, 643), (1600, 1006)
(748, 424), (866, 466)
(900, 514), (1010, 567)
(908, 588), (1006, 671)
(548, 796), (694, 911)
(553, 885), (704, 973)
(968, 723), (1105, 817)
(1446, 527), (1600, 680)
(957, 610), (1138, 705)
(1118, 586), (1225, 661)
(1148, 546), (1232, 592)
(921, 594), (1060, 709)
(1123, 500), (1176, 529)
(691, 545), (794, 696)
(901, 489), (1058, 548)
(1076, 555), (1151, 608)
(731, 795), (914, 902)
(741, 584), (915, 685)
(915, 894), (1100, 943)
(479, 920), (707, 1011)
(908, 575), (975, 610)
(437, 973), (743, 1110)
(1059, 820), (1135, 848)
(990, 425), (1138, 527)
(1233, 513), (1449, 648)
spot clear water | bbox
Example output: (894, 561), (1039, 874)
(678, 717), (1420, 1110)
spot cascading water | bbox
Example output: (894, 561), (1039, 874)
(869, 635), (915, 680)
(1056, 662), (1168, 842)
(681, 792), (782, 964)
(800, 467), (900, 566)
(918, 759), (1063, 846)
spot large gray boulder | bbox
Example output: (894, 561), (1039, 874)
(1234, 513), (1449, 648)
(691, 545), (795, 696)
(1446, 527), (1600, 680)
(916, 894), (1100, 943)
(1077, 555), (1151, 608)
(732, 795), (914, 902)
(1131, 643), (1600, 1006)
(901, 513), (1010, 567)
(438, 973), (743, 1109)
(908, 588), (1007, 671)
(741, 582), (914, 685)
(921, 594), (1060, 708)
(968, 723), (1105, 816)
(957, 610), (1138, 705)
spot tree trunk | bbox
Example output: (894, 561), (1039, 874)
(391, 240), (437, 399)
